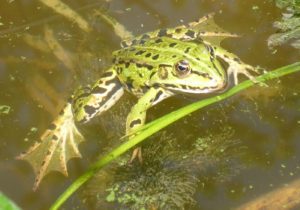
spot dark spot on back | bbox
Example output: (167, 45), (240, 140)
(152, 54), (159, 60)
(145, 53), (152, 57)
(147, 65), (153, 70)
(141, 34), (150, 39)
(185, 30), (196, 38)
(175, 28), (182, 33)
(158, 29), (167, 37)
(135, 50), (146, 55)
(155, 38), (163, 43)
(169, 42), (177, 47)
(184, 47), (191, 53)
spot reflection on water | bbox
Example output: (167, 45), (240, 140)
(0, 0), (299, 209)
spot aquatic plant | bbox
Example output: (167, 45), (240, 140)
(268, 0), (300, 49)
(82, 128), (243, 210)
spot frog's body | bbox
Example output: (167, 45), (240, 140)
(73, 36), (227, 127)
(17, 14), (258, 189)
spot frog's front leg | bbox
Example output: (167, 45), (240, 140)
(126, 87), (172, 163)
(210, 44), (260, 84)
(72, 68), (124, 123)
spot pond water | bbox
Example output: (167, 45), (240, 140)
(0, 0), (299, 210)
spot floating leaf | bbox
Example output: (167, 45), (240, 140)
(16, 103), (84, 190)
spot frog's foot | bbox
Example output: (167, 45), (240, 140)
(16, 103), (84, 190)
(188, 13), (215, 27)
(128, 147), (143, 164)
(227, 62), (260, 85)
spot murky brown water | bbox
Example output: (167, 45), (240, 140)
(0, 0), (299, 210)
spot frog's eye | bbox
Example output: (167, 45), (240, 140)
(175, 60), (191, 76)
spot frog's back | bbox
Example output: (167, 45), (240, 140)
(112, 36), (225, 96)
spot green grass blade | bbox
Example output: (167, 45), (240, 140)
(50, 62), (300, 210)
(0, 192), (21, 210)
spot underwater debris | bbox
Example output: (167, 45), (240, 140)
(0, 105), (11, 115)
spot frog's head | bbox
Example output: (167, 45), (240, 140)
(150, 58), (227, 94)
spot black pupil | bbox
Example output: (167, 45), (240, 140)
(178, 64), (186, 71)
(177, 61), (189, 72)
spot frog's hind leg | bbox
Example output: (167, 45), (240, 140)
(17, 68), (124, 190)
(72, 68), (124, 123)
(16, 102), (85, 190)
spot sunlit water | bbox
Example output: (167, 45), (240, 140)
(0, 0), (299, 210)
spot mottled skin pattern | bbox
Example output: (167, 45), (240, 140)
(17, 14), (258, 189)
(71, 15), (257, 161)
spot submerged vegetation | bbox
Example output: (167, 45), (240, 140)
(83, 128), (243, 210)
(268, 0), (300, 49)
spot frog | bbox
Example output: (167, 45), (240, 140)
(17, 13), (258, 190)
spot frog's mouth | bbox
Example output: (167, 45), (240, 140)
(158, 76), (228, 95)
(174, 73), (231, 100)
(175, 83), (229, 101)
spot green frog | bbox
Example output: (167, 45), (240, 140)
(17, 14), (258, 189)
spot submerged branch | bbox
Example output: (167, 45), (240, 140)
(39, 0), (92, 32)
(236, 178), (300, 210)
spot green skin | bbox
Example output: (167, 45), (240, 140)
(70, 17), (257, 161)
